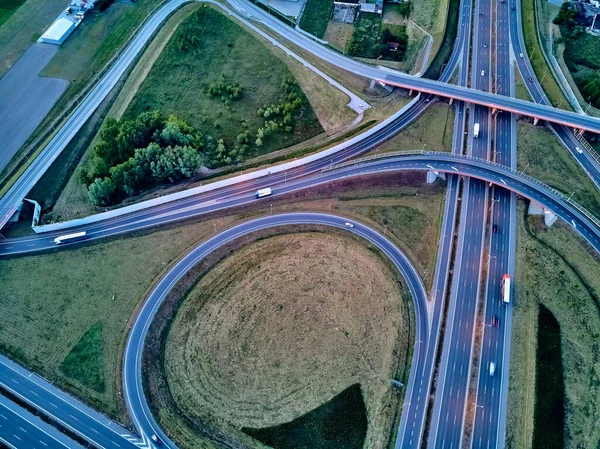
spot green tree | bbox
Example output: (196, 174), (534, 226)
(88, 177), (116, 206)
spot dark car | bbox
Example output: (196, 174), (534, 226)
(529, 76), (533, 82)
(511, 5), (515, 10)
(493, 224), (498, 233)
(492, 315), (499, 327)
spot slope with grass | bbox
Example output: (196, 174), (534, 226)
(0, 0), (26, 27)
(506, 204), (600, 449)
(516, 121), (600, 213)
(163, 232), (411, 449)
(299, 0), (332, 39)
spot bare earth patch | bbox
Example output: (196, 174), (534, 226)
(165, 232), (409, 448)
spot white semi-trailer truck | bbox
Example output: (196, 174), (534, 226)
(474, 123), (480, 138)
(502, 274), (511, 304)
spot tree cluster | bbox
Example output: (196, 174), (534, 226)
(82, 111), (204, 206)
(206, 74), (243, 103)
(95, 0), (115, 12)
(348, 16), (408, 61)
(398, 2), (412, 18)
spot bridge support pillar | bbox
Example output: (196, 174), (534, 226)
(576, 128), (585, 137)
(533, 117), (539, 126)
(449, 98), (453, 105)
(409, 89), (413, 96)
(427, 170), (446, 183)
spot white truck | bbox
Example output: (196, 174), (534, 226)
(474, 122), (480, 138)
(53, 231), (87, 245)
(502, 274), (511, 304)
(255, 187), (272, 198)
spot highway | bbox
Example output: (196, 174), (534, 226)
(120, 212), (429, 448)
(0, 393), (85, 449)
(3, 0), (600, 233)
(0, 354), (145, 449)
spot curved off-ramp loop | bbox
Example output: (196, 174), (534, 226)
(122, 212), (429, 449)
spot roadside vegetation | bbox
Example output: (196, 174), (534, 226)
(0, 173), (442, 423)
(506, 204), (600, 449)
(0, 0), (26, 27)
(520, 0), (570, 109)
(299, 0), (333, 38)
(553, 3), (600, 108)
(161, 232), (409, 448)
(423, 0), (457, 79)
(348, 12), (409, 61)
(516, 121), (600, 214)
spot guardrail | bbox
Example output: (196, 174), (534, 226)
(322, 150), (600, 230)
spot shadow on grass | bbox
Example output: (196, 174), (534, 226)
(533, 305), (564, 449)
(243, 383), (368, 449)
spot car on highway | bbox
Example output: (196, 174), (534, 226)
(576, 146), (583, 154)
(344, 222), (354, 228)
(492, 315), (499, 326)
(493, 224), (498, 233)
(529, 76), (533, 82)
(151, 434), (162, 445)
(519, 52), (523, 58)
(481, 70), (485, 76)
(489, 362), (496, 376)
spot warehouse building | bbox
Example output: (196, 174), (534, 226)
(38, 17), (77, 45)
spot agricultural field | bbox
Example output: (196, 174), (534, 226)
(516, 121), (600, 214)
(506, 204), (600, 449)
(0, 173), (443, 425)
(163, 232), (410, 448)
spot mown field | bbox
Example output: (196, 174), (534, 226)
(0, 172), (443, 425)
(506, 204), (600, 449)
(163, 232), (410, 449)
(516, 121), (600, 214)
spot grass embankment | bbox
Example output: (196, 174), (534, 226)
(299, 0), (332, 39)
(423, 0), (457, 79)
(520, 0), (570, 109)
(0, 172), (443, 424)
(162, 232), (409, 448)
(410, 0), (449, 60)
(363, 102), (455, 155)
(506, 204), (600, 449)
(532, 306), (564, 449)
(0, 0), (26, 27)
(244, 384), (367, 449)
(516, 121), (600, 214)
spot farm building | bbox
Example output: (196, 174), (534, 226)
(38, 18), (77, 45)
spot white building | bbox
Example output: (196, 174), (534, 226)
(38, 18), (77, 45)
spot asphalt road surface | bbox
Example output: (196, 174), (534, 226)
(0, 43), (67, 173)
(0, 393), (85, 449)
(120, 213), (429, 448)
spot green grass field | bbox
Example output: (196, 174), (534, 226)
(299, 0), (332, 39)
(520, 0), (570, 109)
(423, 0), (457, 79)
(125, 7), (321, 158)
(516, 121), (600, 214)
(0, 0), (26, 27)
(506, 204), (600, 449)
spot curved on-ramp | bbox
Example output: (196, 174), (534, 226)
(121, 212), (429, 449)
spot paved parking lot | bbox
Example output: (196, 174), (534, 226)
(0, 42), (68, 172)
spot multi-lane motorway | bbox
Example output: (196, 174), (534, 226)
(1, 0), (600, 447)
